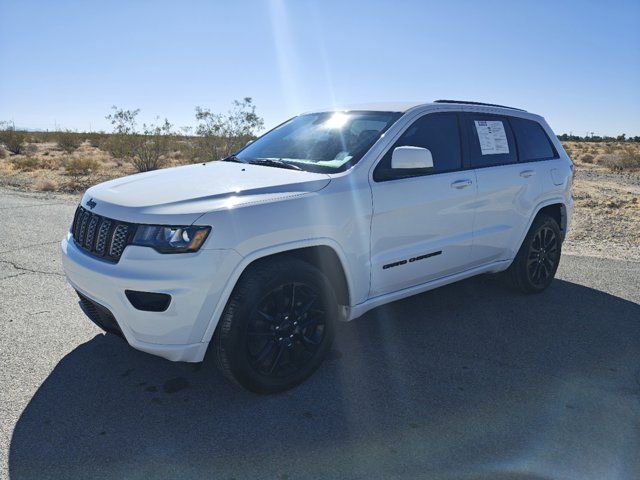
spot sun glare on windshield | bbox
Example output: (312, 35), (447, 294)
(322, 112), (350, 129)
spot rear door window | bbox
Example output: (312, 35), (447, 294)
(462, 114), (517, 168)
(509, 117), (557, 161)
(373, 112), (462, 181)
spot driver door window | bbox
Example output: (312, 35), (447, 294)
(373, 113), (462, 181)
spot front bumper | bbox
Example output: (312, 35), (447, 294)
(61, 233), (242, 362)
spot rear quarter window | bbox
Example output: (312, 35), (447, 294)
(509, 117), (557, 161)
(462, 114), (517, 168)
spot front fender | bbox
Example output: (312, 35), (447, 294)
(198, 237), (355, 344)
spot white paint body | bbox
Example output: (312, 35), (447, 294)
(61, 102), (574, 362)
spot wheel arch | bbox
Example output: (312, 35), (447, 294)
(535, 201), (568, 241)
(200, 239), (353, 345)
(517, 199), (568, 252)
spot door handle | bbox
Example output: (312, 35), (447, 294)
(520, 169), (535, 178)
(450, 179), (473, 189)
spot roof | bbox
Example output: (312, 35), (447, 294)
(310, 102), (425, 113)
(311, 100), (528, 114)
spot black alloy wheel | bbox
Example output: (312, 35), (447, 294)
(505, 213), (562, 293)
(214, 257), (336, 393)
(246, 282), (327, 378)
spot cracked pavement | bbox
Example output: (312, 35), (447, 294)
(1, 187), (639, 480)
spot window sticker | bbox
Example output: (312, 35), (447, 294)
(474, 120), (509, 155)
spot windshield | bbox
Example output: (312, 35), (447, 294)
(235, 111), (402, 173)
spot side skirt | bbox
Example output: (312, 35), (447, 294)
(345, 259), (512, 321)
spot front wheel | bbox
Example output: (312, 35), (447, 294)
(505, 213), (562, 293)
(213, 257), (337, 393)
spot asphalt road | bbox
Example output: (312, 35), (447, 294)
(1, 187), (639, 480)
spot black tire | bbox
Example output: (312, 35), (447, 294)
(213, 257), (337, 394)
(505, 213), (562, 293)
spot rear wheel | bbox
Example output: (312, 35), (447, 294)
(505, 213), (562, 293)
(214, 257), (337, 393)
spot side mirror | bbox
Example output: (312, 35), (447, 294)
(391, 146), (434, 169)
(245, 139), (254, 146)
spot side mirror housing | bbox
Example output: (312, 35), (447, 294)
(391, 146), (434, 169)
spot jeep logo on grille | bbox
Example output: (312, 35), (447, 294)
(86, 198), (97, 210)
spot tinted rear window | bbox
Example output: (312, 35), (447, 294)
(510, 117), (556, 161)
(463, 114), (517, 168)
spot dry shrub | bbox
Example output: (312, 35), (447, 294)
(65, 156), (99, 175)
(581, 153), (594, 164)
(63, 176), (93, 192)
(596, 151), (640, 171)
(0, 147), (8, 159)
(25, 144), (38, 155)
(0, 127), (27, 154)
(56, 130), (82, 153)
(100, 134), (134, 160)
(39, 156), (63, 170)
(35, 179), (58, 191)
(11, 156), (41, 171)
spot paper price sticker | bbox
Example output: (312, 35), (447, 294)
(475, 120), (509, 155)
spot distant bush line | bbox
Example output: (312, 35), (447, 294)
(557, 133), (640, 142)
(0, 97), (264, 173)
(2, 99), (640, 176)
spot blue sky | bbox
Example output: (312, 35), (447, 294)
(1, 0), (639, 136)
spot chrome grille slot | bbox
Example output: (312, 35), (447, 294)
(85, 216), (99, 248)
(77, 211), (90, 244)
(95, 220), (111, 255)
(70, 206), (133, 263)
(109, 224), (130, 258)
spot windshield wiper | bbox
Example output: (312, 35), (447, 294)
(222, 154), (246, 163)
(249, 158), (301, 171)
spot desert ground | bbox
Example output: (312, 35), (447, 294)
(1, 138), (639, 261)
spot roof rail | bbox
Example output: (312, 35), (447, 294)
(433, 99), (527, 112)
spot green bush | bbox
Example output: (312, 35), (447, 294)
(130, 119), (174, 172)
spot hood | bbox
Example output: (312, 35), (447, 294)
(81, 161), (331, 225)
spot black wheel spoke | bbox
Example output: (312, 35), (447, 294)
(296, 295), (317, 316)
(267, 345), (285, 374)
(246, 281), (327, 379)
(289, 284), (296, 313)
(543, 257), (554, 271)
(298, 311), (322, 329)
(301, 334), (320, 346)
(256, 309), (276, 323)
(247, 330), (273, 337)
(255, 341), (276, 365)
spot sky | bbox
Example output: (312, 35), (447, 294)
(1, 0), (639, 136)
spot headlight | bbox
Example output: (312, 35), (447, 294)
(132, 225), (211, 253)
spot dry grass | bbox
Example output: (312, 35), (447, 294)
(64, 156), (100, 175)
(0, 141), (137, 193)
(562, 141), (640, 260)
(34, 178), (58, 191)
(565, 141), (640, 172)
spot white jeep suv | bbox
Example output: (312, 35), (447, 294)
(61, 100), (573, 393)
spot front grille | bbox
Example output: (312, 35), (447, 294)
(77, 291), (124, 338)
(70, 206), (134, 263)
